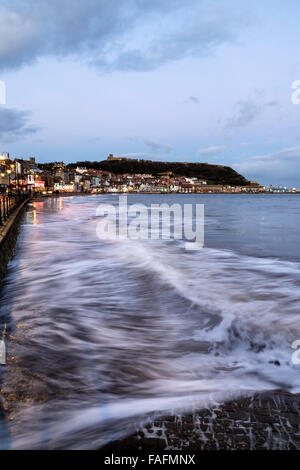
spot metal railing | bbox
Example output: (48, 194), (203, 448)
(0, 193), (30, 226)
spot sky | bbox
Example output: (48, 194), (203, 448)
(1, 0), (300, 187)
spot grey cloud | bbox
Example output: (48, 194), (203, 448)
(227, 100), (278, 128)
(198, 145), (226, 157)
(88, 136), (101, 143)
(0, 0), (247, 72)
(99, 6), (239, 71)
(234, 145), (300, 186)
(0, 108), (38, 141)
(144, 139), (172, 153)
(188, 96), (199, 104)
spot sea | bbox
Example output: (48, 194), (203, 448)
(0, 193), (299, 449)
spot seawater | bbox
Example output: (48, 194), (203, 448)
(0, 194), (299, 449)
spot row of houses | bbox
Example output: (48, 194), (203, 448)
(0, 154), (51, 193)
(0, 153), (266, 194)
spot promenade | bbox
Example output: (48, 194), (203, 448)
(0, 193), (31, 281)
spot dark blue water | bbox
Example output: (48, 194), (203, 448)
(0, 194), (299, 449)
(198, 194), (300, 261)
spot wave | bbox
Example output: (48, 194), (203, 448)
(0, 196), (299, 449)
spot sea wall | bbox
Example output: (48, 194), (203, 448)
(0, 199), (29, 282)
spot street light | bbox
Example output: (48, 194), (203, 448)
(0, 173), (4, 194)
(7, 169), (11, 190)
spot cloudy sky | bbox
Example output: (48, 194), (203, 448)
(1, 0), (300, 186)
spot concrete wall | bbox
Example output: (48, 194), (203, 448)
(0, 199), (29, 281)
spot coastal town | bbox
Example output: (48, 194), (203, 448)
(0, 152), (298, 195)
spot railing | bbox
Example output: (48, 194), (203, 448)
(0, 193), (30, 226)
